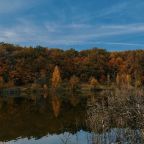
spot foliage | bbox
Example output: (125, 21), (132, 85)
(51, 66), (61, 89)
(0, 76), (4, 88)
(0, 42), (144, 88)
(89, 77), (99, 87)
(69, 75), (80, 90)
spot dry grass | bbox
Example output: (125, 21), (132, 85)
(86, 87), (144, 143)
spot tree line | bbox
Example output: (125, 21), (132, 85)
(0, 42), (144, 88)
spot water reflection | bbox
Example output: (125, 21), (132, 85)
(2, 129), (144, 144)
(52, 95), (61, 118)
(0, 88), (144, 143)
(69, 92), (80, 107)
(86, 88), (144, 143)
(0, 90), (86, 143)
(87, 128), (144, 144)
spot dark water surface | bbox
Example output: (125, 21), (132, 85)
(0, 88), (144, 144)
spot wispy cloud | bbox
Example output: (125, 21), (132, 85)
(93, 42), (144, 47)
(70, 0), (144, 23)
(44, 23), (144, 42)
(0, 0), (40, 14)
(1, 21), (144, 47)
(69, 1), (128, 23)
(95, 2), (128, 18)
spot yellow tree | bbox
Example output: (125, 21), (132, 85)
(135, 76), (142, 88)
(51, 66), (61, 89)
(69, 75), (79, 90)
(89, 77), (99, 89)
(126, 74), (131, 87)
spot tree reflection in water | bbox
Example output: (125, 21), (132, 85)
(52, 95), (61, 118)
(0, 88), (144, 143)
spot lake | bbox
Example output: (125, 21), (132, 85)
(0, 88), (144, 144)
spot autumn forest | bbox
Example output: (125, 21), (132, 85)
(0, 42), (144, 89)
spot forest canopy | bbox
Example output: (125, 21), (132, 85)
(0, 42), (144, 87)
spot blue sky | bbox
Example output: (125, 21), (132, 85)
(0, 0), (144, 51)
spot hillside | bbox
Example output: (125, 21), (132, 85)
(0, 42), (144, 87)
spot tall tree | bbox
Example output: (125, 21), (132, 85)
(51, 66), (61, 89)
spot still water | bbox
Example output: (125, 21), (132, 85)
(0, 88), (144, 144)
